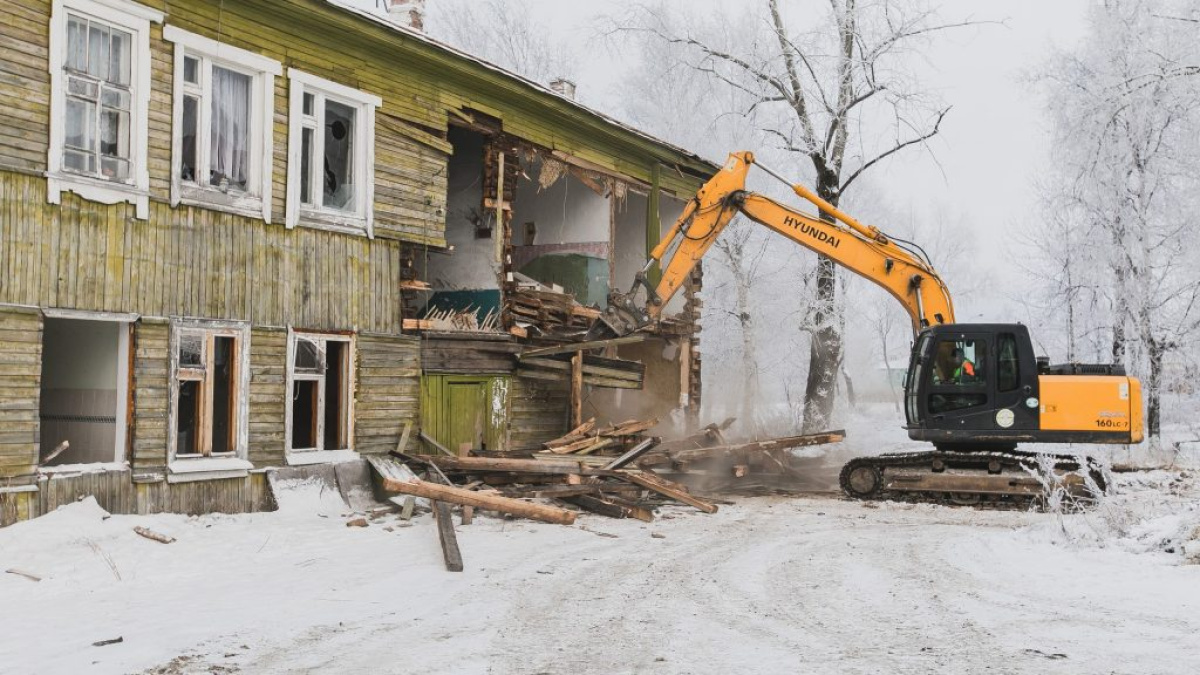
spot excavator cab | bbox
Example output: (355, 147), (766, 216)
(902, 323), (1142, 449)
(903, 324), (1040, 450)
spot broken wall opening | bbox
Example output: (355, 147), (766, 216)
(511, 154), (612, 307)
(418, 125), (503, 329)
(39, 318), (129, 466)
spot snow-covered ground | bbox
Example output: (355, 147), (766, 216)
(2, 470), (1199, 675)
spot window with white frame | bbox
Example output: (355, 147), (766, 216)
(163, 26), (280, 222)
(169, 322), (250, 461)
(48, 0), (162, 219)
(287, 332), (354, 455)
(286, 70), (380, 235)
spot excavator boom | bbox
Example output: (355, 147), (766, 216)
(593, 152), (954, 339)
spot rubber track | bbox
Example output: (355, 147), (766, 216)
(839, 449), (1107, 509)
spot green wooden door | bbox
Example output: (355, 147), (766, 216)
(421, 375), (510, 454)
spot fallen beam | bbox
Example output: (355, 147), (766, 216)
(433, 501), (464, 572)
(603, 437), (660, 470)
(383, 476), (576, 525)
(622, 470), (719, 514)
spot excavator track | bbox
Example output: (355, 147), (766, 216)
(839, 449), (1107, 510)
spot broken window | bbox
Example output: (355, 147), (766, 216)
(288, 333), (353, 453)
(172, 325), (247, 459)
(62, 13), (134, 182)
(286, 69), (380, 234)
(165, 26), (280, 220)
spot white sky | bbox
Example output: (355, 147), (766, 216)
(353, 0), (1093, 320)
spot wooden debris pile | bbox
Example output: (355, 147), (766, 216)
(507, 285), (600, 338)
(364, 420), (845, 572)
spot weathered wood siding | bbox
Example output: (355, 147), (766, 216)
(1, 470), (275, 527)
(0, 0), (712, 249)
(132, 318), (170, 472)
(421, 334), (521, 374)
(508, 376), (569, 450)
(0, 173), (404, 333)
(0, 305), (42, 483)
(248, 327), (287, 466)
(355, 333), (421, 455)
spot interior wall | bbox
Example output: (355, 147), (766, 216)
(422, 127), (498, 291)
(39, 319), (120, 465)
(511, 156), (611, 305)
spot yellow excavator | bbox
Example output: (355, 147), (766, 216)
(593, 152), (1143, 505)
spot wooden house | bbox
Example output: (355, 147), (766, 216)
(0, 0), (715, 524)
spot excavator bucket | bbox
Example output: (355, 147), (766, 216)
(585, 290), (650, 341)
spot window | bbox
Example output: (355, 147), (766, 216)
(286, 69), (381, 235)
(164, 26), (280, 222)
(997, 333), (1020, 392)
(48, 0), (163, 219)
(286, 332), (355, 458)
(930, 339), (986, 386)
(169, 321), (250, 463)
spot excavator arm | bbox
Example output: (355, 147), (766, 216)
(594, 152), (955, 338)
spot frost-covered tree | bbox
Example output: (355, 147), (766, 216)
(605, 0), (974, 432)
(1034, 0), (1200, 442)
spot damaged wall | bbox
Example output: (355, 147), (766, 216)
(511, 156), (613, 307)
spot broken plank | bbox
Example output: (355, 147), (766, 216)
(400, 495), (416, 520)
(133, 526), (176, 544)
(603, 437), (660, 470)
(601, 495), (655, 522)
(382, 476), (577, 525)
(562, 495), (631, 519)
(621, 470), (719, 514)
(433, 501), (464, 572)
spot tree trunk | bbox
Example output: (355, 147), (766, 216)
(802, 182), (844, 434)
(735, 272), (760, 432)
(1146, 337), (1162, 440)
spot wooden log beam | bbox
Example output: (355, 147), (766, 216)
(571, 351), (583, 429)
(621, 470), (719, 514)
(383, 476), (577, 525)
(518, 334), (649, 359)
(433, 501), (464, 572)
(562, 495), (631, 519)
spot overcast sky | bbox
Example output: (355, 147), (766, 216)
(355, 0), (1093, 320)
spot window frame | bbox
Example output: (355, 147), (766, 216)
(163, 25), (280, 223)
(285, 69), (380, 237)
(167, 319), (251, 476)
(285, 329), (357, 464)
(47, 0), (163, 220)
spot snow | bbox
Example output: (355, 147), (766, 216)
(2, 474), (1200, 675)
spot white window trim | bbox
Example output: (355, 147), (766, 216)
(47, 0), (162, 220)
(284, 328), (357, 465)
(285, 69), (380, 237)
(164, 25), (280, 223)
(167, 319), (251, 479)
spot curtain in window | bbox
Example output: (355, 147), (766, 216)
(209, 66), (251, 191)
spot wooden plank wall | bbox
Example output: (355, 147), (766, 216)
(248, 328), (287, 466)
(0, 173), (405, 334)
(355, 333), (421, 455)
(421, 334), (521, 374)
(507, 376), (569, 451)
(1, 470), (275, 526)
(0, 305), (43, 483)
(132, 319), (170, 472)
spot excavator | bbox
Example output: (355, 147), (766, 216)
(591, 152), (1142, 505)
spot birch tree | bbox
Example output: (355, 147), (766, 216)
(606, 0), (974, 432)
